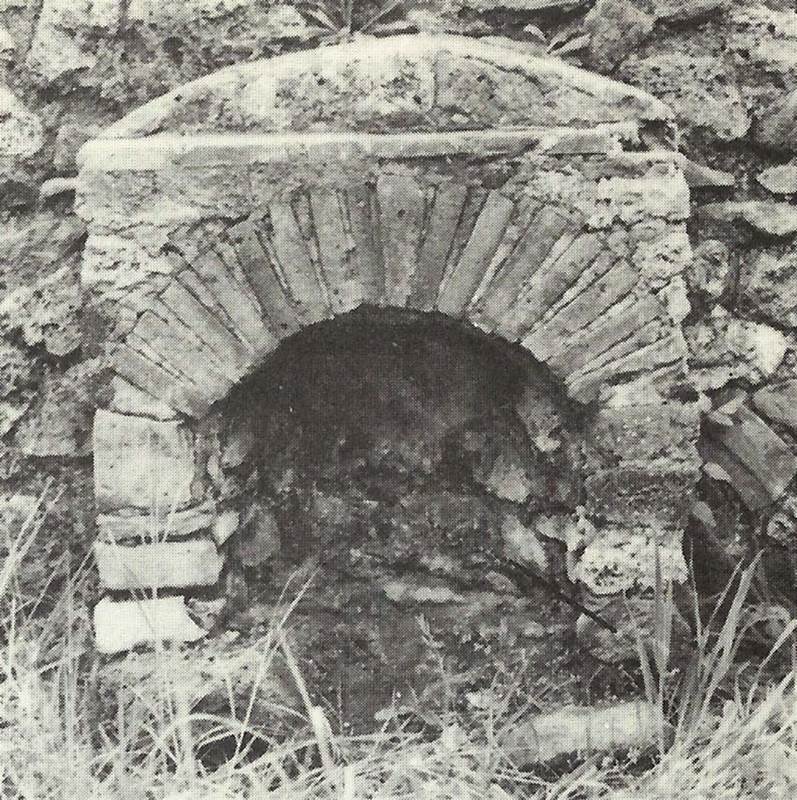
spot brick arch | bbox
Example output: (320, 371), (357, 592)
(79, 35), (700, 653)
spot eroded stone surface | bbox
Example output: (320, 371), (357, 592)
(93, 410), (197, 512)
(0, 87), (44, 160)
(572, 526), (687, 595)
(685, 307), (788, 391)
(100, 35), (671, 138)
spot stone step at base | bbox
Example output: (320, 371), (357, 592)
(94, 595), (207, 654)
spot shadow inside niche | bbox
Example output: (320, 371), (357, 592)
(213, 306), (592, 729)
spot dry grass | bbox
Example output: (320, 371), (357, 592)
(0, 495), (795, 800)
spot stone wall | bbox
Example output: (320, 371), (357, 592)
(1, 0), (797, 653)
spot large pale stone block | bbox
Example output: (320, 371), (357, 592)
(93, 410), (197, 512)
(94, 539), (223, 590)
(94, 596), (206, 654)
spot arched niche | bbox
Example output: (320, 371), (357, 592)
(76, 34), (700, 654)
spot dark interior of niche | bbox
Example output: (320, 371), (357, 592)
(215, 307), (590, 726)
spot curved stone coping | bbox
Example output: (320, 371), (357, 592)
(77, 124), (643, 172)
(99, 34), (672, 139)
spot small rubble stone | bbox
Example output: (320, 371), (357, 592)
(27, 0), (99, 82)
(503, 701), (661, 762)
(654, 0), (727, 23)
(738, 246), (797, 329)
(0, 340), (31, 397)
(13, 360), (102, 457)
(572, 526), (687, 595)
(501, 514), (549, 573)
(94, 596), (206, 654)
(0, 26), (14, 57)
(700, 201), (797, 238)
(684, 307), (787, 391)
(186, 597), (228, 633)
(212, 508), (240, 545)
(620, 49), (749, 141)
(483, 453), (535, 503)
(685, 239), (730, 300)
(704, 405), (797, 503)
(754, 381), (797, 432)
(756, 89), (797, 153)
(757, 161), (797, 195)
(583, 0), (655, 72)
(236, 502), (280, 567)
(0, 87), (43, 160)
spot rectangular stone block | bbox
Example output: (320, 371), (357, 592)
(190, 249), (276, 357)
(94, 538), (223, 590)
(697, 436), (771, 511)
(345, 185), (384, 305)
(227, 218), (302, 337)
(526, 253), (634, 357)
(566, 326), (685, 403)
(97, 501), (217, 543)
(94, 596), (206, 654)
(584, 463), (699, 528)
(130, 311), (235, 406)
(160, 276), (252, 379)
(753, 381), (797, 432)
(704, 406), (797, 501)
(93, 410), (197, 512)
(500, 231), (606, 340)
(586, 402), (701, 469)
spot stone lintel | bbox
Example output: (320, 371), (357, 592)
(77, 125), (642, 172)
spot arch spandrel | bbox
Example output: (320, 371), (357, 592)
(79, 35), (700, 655)
(96, 34), (671, 140)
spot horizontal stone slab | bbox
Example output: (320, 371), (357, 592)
(78, 125), (648, 171)
(97, 501), (217, 543)
(94, 539), (223, 590)
(94, 596), (206, 654)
